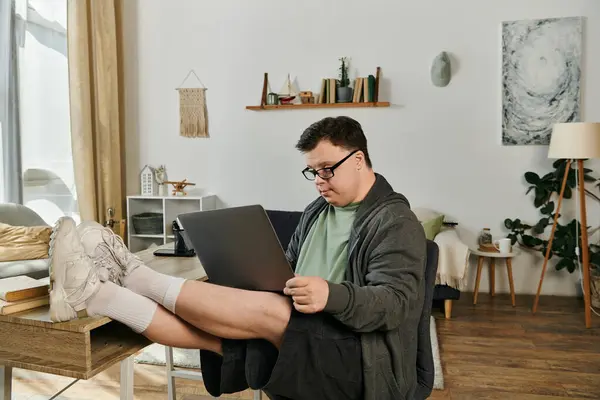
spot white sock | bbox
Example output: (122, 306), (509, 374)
(124, 265), (186, 313)
(87, 281), (157, 333)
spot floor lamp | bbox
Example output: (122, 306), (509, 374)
(533, 122), (600, 329)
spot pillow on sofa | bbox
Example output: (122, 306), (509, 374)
(412, 208), (445, 240)
(421, 214), (444, 240)
(0, 223), (52, 262)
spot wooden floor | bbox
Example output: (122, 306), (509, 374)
(430, 293), (600, 399)
(8, 294), (600, 399)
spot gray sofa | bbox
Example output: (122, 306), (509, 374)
(0, 203), (50, 279)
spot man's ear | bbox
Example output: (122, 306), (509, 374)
(355, 151), (364, 170)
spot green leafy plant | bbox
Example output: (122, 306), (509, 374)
(504, 159), (600, 273)
(338, 57), (350, 87)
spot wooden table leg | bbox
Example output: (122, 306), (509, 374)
(506, 258), (516, 307)
(120, 356), (134, 400)
(444, 299), (452, 319)
(0, 366), (11, 400)
(490, 258), (496, 297)
(473, 256), (484, 305)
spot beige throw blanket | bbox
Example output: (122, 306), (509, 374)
(0, 223), (51, 262)
(434, 228), (470, 290)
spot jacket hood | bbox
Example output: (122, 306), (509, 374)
(353, 173), (410, 226)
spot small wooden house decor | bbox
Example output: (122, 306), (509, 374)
(140, 165), (157, 196)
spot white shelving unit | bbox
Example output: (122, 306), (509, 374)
(126, 194), (217, 253)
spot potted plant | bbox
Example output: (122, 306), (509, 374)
(336, 57), (353, 103)
(504, 159), (600, 306)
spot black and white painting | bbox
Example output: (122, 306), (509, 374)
(502, 17), (582, 145)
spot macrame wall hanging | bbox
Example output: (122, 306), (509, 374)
(176, 70), (209, 138)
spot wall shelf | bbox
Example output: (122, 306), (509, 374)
(245, 102), (390, 111)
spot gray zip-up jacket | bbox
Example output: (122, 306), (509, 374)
(286, 173), (427, 399)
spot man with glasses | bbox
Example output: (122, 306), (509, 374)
(47, 116), (426, 400)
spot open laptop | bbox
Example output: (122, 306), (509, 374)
(176, 205), (295, 292)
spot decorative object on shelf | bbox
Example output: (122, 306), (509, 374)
(154, 165), (168, 196)
(278, 73), (299, 104)
(431, 51), (451, 87)
(374, 66), (381, 102)
(164, 179), (196, 196)
(501, 16), (582, 145)
(131, 212), (164, 234)
(336, 57), (353, 103)
(176, 69), (209, 138)
(267, 92), (279, 105)
(140, 165), (157, 196)
(260, 72), (269, 106)
(299, 91), (314, 104)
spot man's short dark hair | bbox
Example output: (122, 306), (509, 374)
(295, 116), (372, 168)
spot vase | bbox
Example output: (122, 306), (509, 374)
(478, 228), (492, 246)
(336, 86), (353, 103)
(159, 184), (168, 196)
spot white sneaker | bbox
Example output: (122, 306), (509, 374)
(48, 217), (102, 322)
(77, 221), (143, 285)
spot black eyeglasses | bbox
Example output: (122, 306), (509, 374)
(302, 149), (359, 181)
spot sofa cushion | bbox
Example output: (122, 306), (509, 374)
(421, 214), (444, 240)
(412, 208), (444, 240)
(0, 223), (51, 262)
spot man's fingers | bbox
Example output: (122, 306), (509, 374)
(286, 276), (308, 288)
(283, 287), (308, 297)
(292, 295), (311, 305)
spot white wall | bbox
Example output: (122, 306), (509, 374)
(122, 0), (600, 297)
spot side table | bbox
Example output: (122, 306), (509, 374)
(470, 248), (518, 306)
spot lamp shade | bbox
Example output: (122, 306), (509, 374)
(548, 122), (600, 159)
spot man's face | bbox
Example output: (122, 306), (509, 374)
(304, 140), (361, 207)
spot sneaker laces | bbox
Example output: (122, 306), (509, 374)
(99, 227), (142, 267)
(80, 226), (142, 284)
(63, 253), (102, 307)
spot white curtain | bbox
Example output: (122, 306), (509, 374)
(0, 0), (23, 204)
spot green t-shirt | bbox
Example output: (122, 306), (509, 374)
(294, 202), (360, 283)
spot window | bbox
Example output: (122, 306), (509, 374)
(14, 0), (79, 225)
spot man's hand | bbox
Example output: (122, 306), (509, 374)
(283, 275), (329, 314)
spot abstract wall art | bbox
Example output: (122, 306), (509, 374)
(501, 16), (582, 145)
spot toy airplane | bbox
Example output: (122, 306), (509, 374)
(163, 179), (196, 196)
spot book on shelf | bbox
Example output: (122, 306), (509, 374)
(317, 78), (338, 104)
(352, 75), (376, 103)
(317, 75), (379, 104)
